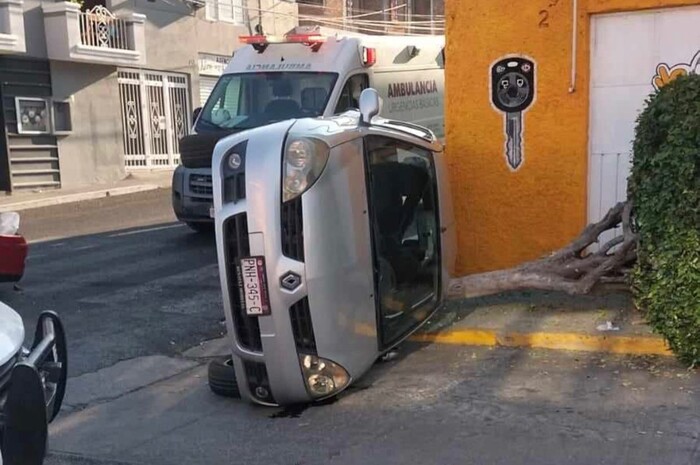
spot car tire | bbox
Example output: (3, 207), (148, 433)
(208, 357), (241, 399)
(187, 222), (214, 234)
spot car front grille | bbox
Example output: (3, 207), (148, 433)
(224, 214), (262, 352)
(189, 173), (213, 197)
(244, 361), (276, 404)
(281, 197), (304, 261)
(290, 297), (316, 354)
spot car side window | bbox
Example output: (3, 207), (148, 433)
(334, 74), (369, 114)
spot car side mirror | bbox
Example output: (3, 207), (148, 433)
(192, 107), (202, 124)
(359, 88), (382, 126)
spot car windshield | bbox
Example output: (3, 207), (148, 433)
(195, 72), (338, 132)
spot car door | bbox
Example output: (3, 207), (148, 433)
(364, 134), (441, 349)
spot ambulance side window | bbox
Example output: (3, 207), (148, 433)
(334, 74), (369, 114)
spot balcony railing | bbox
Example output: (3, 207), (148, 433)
(43, 2), (146, 66)
(79, 6), (130, 50)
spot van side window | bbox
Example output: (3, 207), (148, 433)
(334, 74), (369, 114)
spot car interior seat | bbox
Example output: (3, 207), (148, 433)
(264, 80), (301, 120)
(371, 159), (429, 285)
(301, 87), (328, 115)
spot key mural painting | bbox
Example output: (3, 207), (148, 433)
(490, 56), (536, 171)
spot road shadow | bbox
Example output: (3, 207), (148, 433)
(0, 222), (222, 377)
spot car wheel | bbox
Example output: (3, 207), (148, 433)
(208, 357), (241, 398)
(33, 311), (68, 423)
(187, 222), (214, 234)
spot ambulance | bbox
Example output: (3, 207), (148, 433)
(172, 27), (445, 231)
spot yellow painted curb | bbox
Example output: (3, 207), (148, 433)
(411, 329), (497, 346)
(411, 329), (673, 356)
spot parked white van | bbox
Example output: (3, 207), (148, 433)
(172, 27), (445, 231)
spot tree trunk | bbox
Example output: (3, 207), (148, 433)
(448, 201), (637, 300)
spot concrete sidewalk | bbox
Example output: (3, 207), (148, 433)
(0, 170), (173, 212)
(414, 289), (672, 357)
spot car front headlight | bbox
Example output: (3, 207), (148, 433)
(282, 137), (329, 202)
(299, 354), (350, 398)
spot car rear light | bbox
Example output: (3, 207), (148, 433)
(0, 235), (27, 281)
(362, 47), (376, 67)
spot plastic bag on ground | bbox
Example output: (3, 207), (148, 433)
(0, 212), (20, 235)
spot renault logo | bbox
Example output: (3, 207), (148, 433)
(280, 272), (301, 291)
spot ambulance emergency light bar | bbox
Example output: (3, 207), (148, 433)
(239, 33), (326, 53)
(239, 33), (377, 67)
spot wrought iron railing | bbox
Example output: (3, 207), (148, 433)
(79, 6), (130, 50)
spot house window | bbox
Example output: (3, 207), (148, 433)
(206, 0), (244, 24)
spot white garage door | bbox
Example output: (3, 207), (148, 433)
(589, 6), (700, 235)
(199, 76), (219, 108)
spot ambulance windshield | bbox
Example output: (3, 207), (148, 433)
(196, 72), (338, 132)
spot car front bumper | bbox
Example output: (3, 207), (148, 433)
(172, 166), (215, 223)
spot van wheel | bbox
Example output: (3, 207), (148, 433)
(208, 357), (241, 399)
(187, 222), (214, 234)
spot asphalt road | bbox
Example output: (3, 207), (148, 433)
(0, 188), (223, 376)
(2, 188), (698, 465)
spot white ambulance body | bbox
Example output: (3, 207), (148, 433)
(172, 28), (445, 228)
(223, 29), (445, 137)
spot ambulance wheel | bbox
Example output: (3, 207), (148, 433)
(208, 357), (241, 398)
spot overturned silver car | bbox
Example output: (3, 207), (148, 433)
(209, 89), (456, 406)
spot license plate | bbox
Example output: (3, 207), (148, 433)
(237, 256), (271, 316)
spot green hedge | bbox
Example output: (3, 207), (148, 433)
(629, 74), (700, 366)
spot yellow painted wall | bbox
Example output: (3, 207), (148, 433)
(445, 0), (700, 274)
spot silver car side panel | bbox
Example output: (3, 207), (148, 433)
(302, 138), (379, 378)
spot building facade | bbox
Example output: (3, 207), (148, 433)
(445, 0), (700, 274)
(298, 0), (443, 34)
(0, 0), (296, 193)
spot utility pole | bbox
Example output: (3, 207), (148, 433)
(343, 0), (351, 31)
